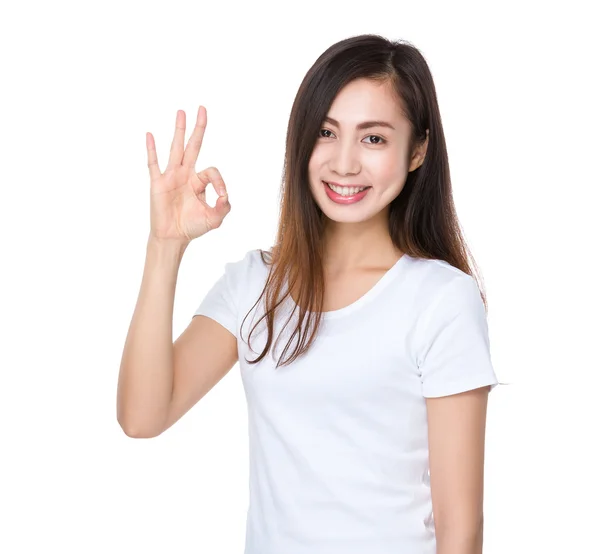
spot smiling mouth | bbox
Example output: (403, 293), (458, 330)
(323, 181), (371, 195)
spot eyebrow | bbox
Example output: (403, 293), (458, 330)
(323, 116), (396, 131)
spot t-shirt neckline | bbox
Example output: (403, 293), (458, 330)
(286, 253), (411, 321)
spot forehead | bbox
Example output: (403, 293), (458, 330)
(326, 78), (406, 125)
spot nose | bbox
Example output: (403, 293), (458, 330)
(328, 139), (361, 176)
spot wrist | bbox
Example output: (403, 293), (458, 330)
(147, 233), (190, 249)
(146, 234), (190, 263)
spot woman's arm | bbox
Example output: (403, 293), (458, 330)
(116, 236), (188, 437)
(426, 385), (491, 554)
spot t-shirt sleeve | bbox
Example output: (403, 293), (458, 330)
(416, 274), (499, 398)
(192, 254), (247, 338)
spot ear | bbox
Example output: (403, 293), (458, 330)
(409, 129), (429, 172)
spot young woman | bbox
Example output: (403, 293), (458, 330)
(118, 34), (500, 554)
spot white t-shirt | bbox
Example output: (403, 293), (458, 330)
(193, 248), (499, 554)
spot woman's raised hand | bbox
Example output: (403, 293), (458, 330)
(146, 106), (231, 243)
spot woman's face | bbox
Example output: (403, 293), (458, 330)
(308, 77), (427, 224)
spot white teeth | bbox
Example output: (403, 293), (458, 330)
(325, 182), (368, 196)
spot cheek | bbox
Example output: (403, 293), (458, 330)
(371, 155), (407, 182)
(308, 149), (323, 172)
(308, 154), (325, 187)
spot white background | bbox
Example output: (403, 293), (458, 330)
(1, 1), (598, 552)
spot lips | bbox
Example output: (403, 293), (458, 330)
(322, 180), (371, 204)
(322, 181), (371, 193)
(323, 180), (370, 189)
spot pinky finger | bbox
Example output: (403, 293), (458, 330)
(146, 132), (162, 180)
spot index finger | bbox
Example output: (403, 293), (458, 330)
(146, 132), (162, 180)
(182, 105), (207, 169)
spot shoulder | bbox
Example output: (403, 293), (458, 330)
(405, 256), (483, 326)
(408, 256), (476, 296)
(223, 247), (270, 270)
(409, 258), (489, 366)
(220, 247), (272, 292)
(233, 247), (272, 275)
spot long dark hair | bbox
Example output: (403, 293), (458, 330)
(241, 34), (488, 369)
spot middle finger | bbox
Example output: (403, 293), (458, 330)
(167, 110), (186, 168)
(182, 106), (207, 169)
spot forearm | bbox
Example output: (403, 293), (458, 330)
(117, 235), (189, 437)
(436, 526), (483, 554)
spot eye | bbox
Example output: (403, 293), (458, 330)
(318, 129), (387, 145)
(364, 135), (386, 145)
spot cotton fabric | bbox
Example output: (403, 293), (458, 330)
(193, 249), (498, 554)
